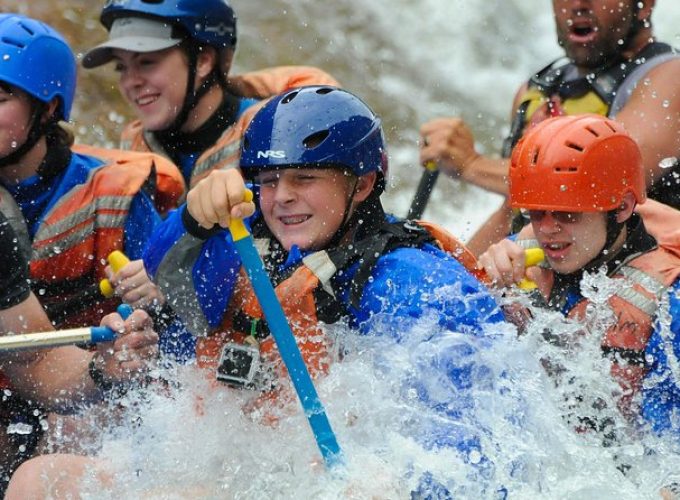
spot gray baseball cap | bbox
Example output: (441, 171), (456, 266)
(82, 17), (183, 69)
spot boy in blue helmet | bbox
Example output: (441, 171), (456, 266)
(141, 85), (506, 494)
(144, 85), (503, 360)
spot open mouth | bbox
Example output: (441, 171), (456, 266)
(542, 241), (571, 260)
(568, 19), (597, 43)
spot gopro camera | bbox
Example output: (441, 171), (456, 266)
(216, 342), (261, 388)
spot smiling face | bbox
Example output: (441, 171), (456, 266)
(551, 0), (640, 69)
(256, 167), (375, 252)
(530, 209), (609, 274)
(113, 47), (190, 132)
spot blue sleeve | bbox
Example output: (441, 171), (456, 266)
(344, 245), (507, 495)
(143, 205), (244, 334)
(349, 244), (504, 338)
(123, 191), (162, 260)
(641, 283), (680, 434)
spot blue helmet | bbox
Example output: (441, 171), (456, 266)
(240, 86), (388, 192)
(100, 0), (237, 50)
(0, 14), (76, 120)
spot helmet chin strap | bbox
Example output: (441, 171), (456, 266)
(155, 44), (220, 135)
(0, 101), (49, 169)
(583, 211), (625, 273)
(326, 175), (361, 249)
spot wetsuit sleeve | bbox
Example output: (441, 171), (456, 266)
(143, 205), (243, 337)
(641, 283), (680, 434)
(0, 212), (30, 310)
(123, 191), (162, 260)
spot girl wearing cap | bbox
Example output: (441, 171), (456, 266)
(82, 0), (339, 190)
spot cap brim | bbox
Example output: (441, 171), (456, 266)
(82, 36), (181, 69)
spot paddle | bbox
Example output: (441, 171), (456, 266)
(518, 248), (545, 290)
(0, 304), (133, 351)
(407, 161), (439, 220)
(229, 190), (343, 469)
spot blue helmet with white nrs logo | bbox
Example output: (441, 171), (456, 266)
(0, 14), (76, 120)
(240, 86), (388, 193)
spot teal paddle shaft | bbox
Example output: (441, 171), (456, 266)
(229, 198), (343, 468)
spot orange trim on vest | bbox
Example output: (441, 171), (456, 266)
(73, 144), (184, 216)
(417, 220), (488, 284)
(197, 266), (332, 381)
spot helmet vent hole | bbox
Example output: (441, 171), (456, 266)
(603, 121), (617, 133)
(566, 141), (584, 152)
(303, 130), (329, 149)
(281, 91), (300, 104)
(315, 87), (334, 95)
(1, 36), (25, 48)
(18, 22), (34, 37)
(585, 125), (600, 137)
(531, 148), (540, 166)
(242, 136), (250, 150)
(555, 166), (578, 173)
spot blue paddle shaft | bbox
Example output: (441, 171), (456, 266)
(234, 235), (343, 467)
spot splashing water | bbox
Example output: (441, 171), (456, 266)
(34, 289), (680, 499)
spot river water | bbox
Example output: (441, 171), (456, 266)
(5, 1), (680, 498)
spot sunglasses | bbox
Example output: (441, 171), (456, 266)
(523, 210), (583, 224)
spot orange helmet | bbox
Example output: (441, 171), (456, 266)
(509, 114), (646, 212)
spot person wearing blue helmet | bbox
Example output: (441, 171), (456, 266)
(82, 0), (339, 188)
(0, 13), (179, 328)
(139, 86), (507, 496)
(144, 85), (503, 357)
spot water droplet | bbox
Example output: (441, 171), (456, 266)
(560, 185), (567, 192)
(468, 450), (482, 464)
(659, 157), (678, 169)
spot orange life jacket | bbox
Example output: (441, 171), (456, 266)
(72, 144), (185, 216)
(30, 146), (181, 328)
(196, 220), (482, 389)
(120, 66), (340, 189)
